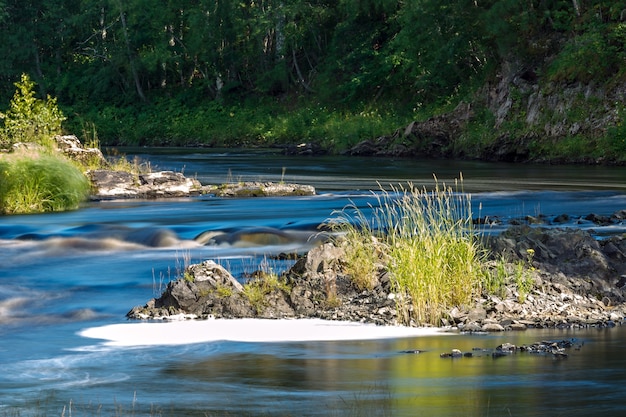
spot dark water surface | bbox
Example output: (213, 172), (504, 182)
(2, 149), (626, 416)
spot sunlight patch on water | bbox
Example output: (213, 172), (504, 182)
(80, 318), (447, 347)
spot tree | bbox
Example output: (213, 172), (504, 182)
(0, 73), (66, 147)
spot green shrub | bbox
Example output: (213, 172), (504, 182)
(332, 178), (486, 326)
(0, 74), (66, 148)
(0, 151), (90, 214)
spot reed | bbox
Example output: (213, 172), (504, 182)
(333, 178), (486, 326)
(0, 150), (90, 214)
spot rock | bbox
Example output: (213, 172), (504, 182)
(482, 322), (505, 332)
(440, 348), (464, 358)
(460, 322), (483, 332)
(510, 322), (528, 331)
(283, 142), (327, 156)
(188, 261), (245, 291)
(468, 307), (487, 322)
(344, 102), (473, 158)
(205, 181), (315, 197)
(128, 260), (257, 320)
(449, 307), (467, 323)
(53, 135), (107, 167)
(496, 342), (516, 352)
(89, 169), (202, 199)
(88, 170), (137, 198)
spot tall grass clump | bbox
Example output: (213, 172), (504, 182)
(0, 151), (90, 214)
(333, 178), (486, 326)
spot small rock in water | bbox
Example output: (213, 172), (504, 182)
(401, 349), (424, 354)
(440, 349), (464, 358)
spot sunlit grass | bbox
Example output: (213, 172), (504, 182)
(0, 149), (90, 215)
(243, 271), (292, 314)
(331, 177), (487, 326)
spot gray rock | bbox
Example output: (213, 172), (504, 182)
(205, 181), (315, 197)
(482, 322), (505, 332)
(468, 307), (487, 322)
(188, 261), (244, 292)
(89, 169), (202, 199)
(54, 135), (107, 167)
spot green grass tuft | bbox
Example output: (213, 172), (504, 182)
(243, 272), (291, 314)
(332, 177), (487, 326)
(0, 150), (90, 214)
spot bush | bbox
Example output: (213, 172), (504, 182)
(0, 74), (66, 148)
(0, 151), (90, 214)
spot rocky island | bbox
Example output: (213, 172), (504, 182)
(128, 221), (626, 332)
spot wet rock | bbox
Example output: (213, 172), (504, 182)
(585, 213), (611, 225)
(400, 349), (425, 354)
(553, 214), (570, 224)
(440, 349), (464, 358)
(496, 342), (517, 352)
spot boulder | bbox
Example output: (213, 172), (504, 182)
(89, 169), (202, 199)
(128, 260), (255, 319)
(53, 135), (107, 167)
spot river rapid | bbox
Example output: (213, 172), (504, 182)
(2, 149), (626, 416)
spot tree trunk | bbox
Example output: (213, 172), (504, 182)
(117, 1), (147, 102)
(572, 0), (581, 16)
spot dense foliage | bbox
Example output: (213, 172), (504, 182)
(1, 1), (625, 150)
(0, 74), (66, 148)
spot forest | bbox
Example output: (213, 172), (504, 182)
(1, 0), (626, 160)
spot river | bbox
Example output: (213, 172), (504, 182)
(1, 149), (626, 416)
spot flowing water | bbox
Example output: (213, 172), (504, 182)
(2, 149), (626, 416)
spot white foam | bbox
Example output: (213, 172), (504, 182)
(79, 318), (446, 347)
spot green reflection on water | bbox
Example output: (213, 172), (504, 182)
(161, 327), (626, 416)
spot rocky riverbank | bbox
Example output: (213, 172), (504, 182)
(51, 135), (316, 199)
(128, 223), (626, 331)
